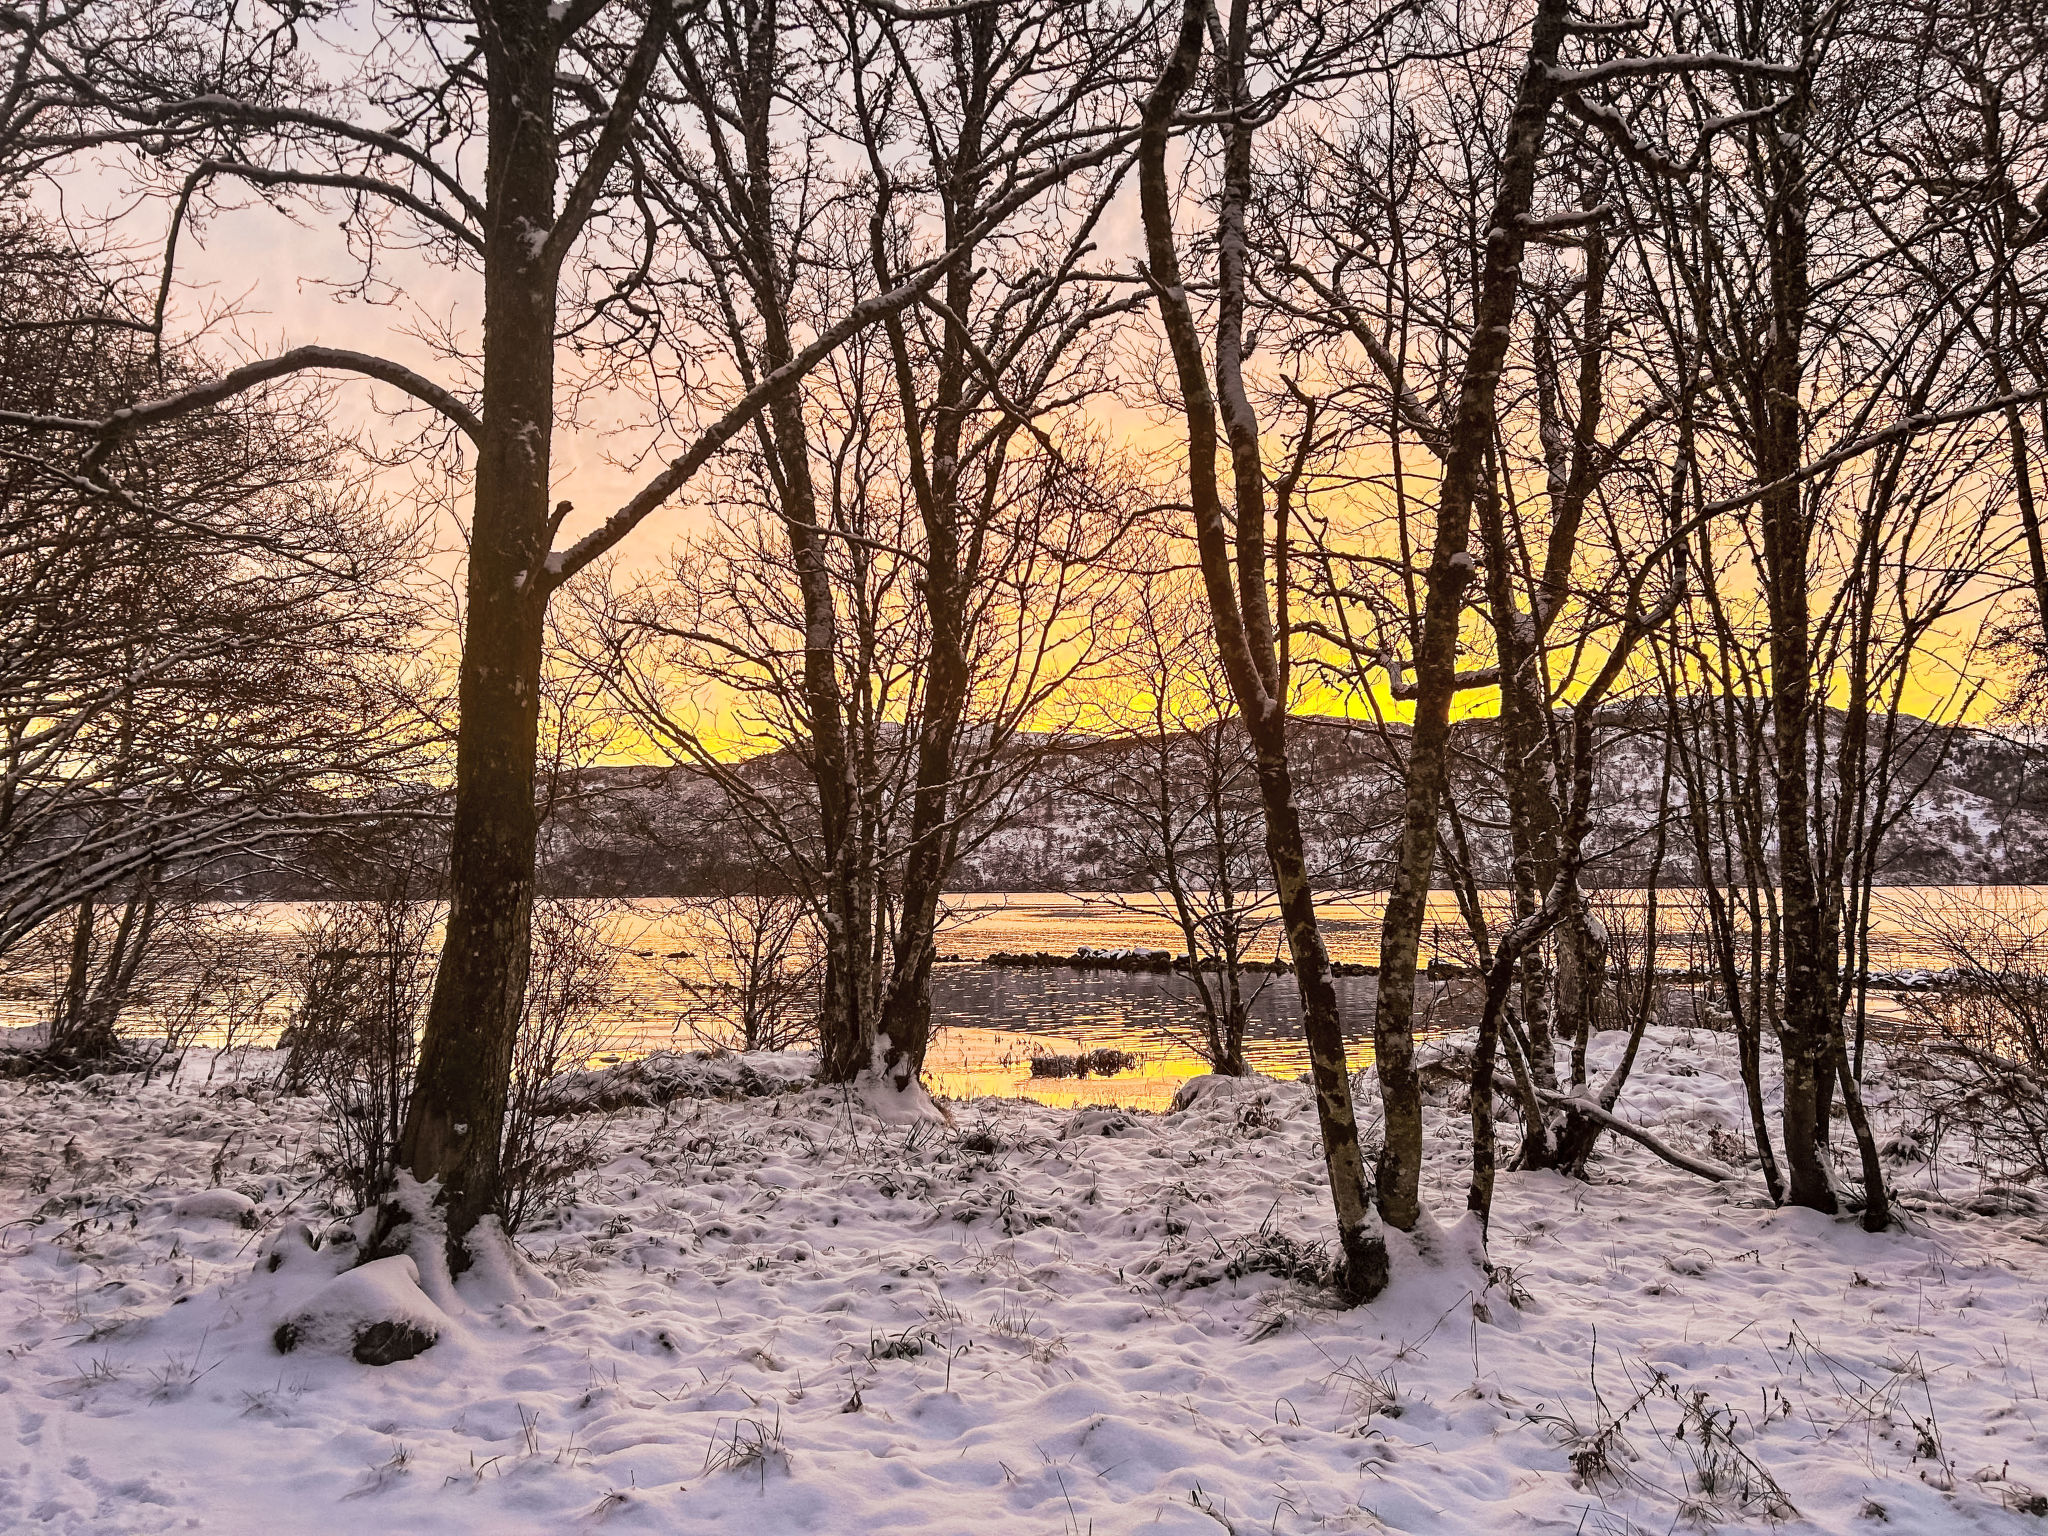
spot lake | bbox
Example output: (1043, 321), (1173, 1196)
(4, 887), (2038, 1110)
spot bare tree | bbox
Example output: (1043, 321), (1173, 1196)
(1314, 0), (1810, 1242)
(0, 221), (428, 1036)
(669, 888), (823, 1054)
(1070, 568), (1278, 1076)
(1615, 0), (2048, 1230)
(1263, 29), (1692, 1200)
(620, 0), (1149, 1088)
(574, 322), (1134, 1085)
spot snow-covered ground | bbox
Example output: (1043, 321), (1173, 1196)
(1, 1030), (2044, 1535)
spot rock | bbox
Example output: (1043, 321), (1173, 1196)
(349, 1318), (439, 1366)
(273, 1255), (448, 1365)
(1970, 1185), (2046, 1217)
(536, 1048), (820, 1113)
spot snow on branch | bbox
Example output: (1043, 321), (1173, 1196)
(1290, 621), (1501, 699)
(1562, 93), (1782, 179)
(1539, 52), (1801, 93)
(1518, 200), (1615, 231)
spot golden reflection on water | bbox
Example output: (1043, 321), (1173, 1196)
(919, 1025), (1328, 1112)
(935, 891), (1412, 964)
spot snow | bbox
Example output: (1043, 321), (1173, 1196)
(1, 1031), (2045, 1533)
(1074, 944), (1175, 962)
(1168, 1072), (1274, 1112)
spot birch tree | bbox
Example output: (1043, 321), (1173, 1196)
(1136, 0), (1391, 1298)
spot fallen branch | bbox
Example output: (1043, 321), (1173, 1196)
(1535, 1089), (1736, 1183)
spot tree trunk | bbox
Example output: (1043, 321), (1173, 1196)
(83, 873), (156, 1045)
(1372, 0), (1571, 1232)
(875, 13), (994, 1087)
(773, 379), (864, 1084)
(1472, 465), (1566, 1166)
(1753, 58), (1837, 1215)
(1253, 727), (1385, 1298)
(873, 512), (968, 1088)
(875, 265), (976, 1091)
(50, 897), (95, 1052)
(1138, 0), (1385, 1299)
(396, 2), (562, 1252)
(670, 7), (869, 1083)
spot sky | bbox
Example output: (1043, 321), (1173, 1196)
(78, 30), (2023, 755)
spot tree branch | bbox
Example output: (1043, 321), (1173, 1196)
(1534, 1088), (1737, 1182)
(0, 346), (482, 449)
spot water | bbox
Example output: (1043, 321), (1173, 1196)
(584, 893), (1479, 1106)
(7, 886), (2042, 1111)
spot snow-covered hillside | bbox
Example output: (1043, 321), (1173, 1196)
(520, 717), (2048, 897)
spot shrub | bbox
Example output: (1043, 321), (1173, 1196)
(498, 901), (622, 1233)
(286, 891), (624, 1231)
(280, 892), (438, 1211)
(667, 891), (822, 1052)
(1895, 894), (2048, 1184)
(1028, 1047), (1140, 1079)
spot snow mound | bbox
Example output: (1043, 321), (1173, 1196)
(536, 1048), (818, 1113)
(1413, 1032), (1478, 1107)
(461, 1215), (558, 1304)
(253, 1220), (332, 1278)
(854, 1070), (949, 1125)
(1059, 1107), (1146, 1139)
(273, 1255), (450, 1365)
(168, 1188), (258, 1226)
(1167, 1073), (1276, 1113)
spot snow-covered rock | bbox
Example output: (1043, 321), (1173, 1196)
(273, 1255), (449, 1365)
(253, 1219), (325, 1276)
(1167, 1072), (1276, 1113)
(1059, 1106), (1146, 1138)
